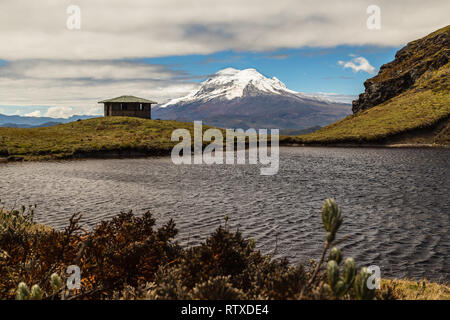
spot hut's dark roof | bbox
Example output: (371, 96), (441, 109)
(98, 95), (157, 104)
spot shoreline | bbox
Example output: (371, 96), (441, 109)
(1, 143), (449, 163)
(280, 142), (450, 149)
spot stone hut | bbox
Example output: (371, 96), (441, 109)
(98, 95), (157, 119)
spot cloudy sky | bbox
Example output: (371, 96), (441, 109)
(0, 0), (448, 117)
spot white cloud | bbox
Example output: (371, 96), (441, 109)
(0, 0), (448, 60)
(44, 107), (74, 118)
(311, 92), (357, 104)
(0, 60), (200, 117)
(24, 110), (42, 117)
(1, 60), (181, 80)
(0, 1), (447, 116)
(338, 56), (376, 74)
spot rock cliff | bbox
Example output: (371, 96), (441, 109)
(352, 26), (449, 113)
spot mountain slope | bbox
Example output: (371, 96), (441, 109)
(0, 114), (95, 127)
(290, 25), (450, 145)
(153, 68), (351, 129)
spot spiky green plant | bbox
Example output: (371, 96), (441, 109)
(50, 273), (63, 293)
(15, 282), (30, 300)
(302, 198), (377, 300)
(30, 284), (44, 300)
(354, 267), (376, 300)
(16, 282), (44, 300)
(326, 260), (339, 288)
(324, 257), (356, 298)
(342, 258), (356, 285)
(248, 238), (256, 250)
(329, 247), (342, 264)
(302, 199), (343, 295)
(321, 198), (343, 243)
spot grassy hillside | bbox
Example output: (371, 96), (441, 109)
(287, 64), (449, 144)
(286, 26), (450, 145)
(0, 117), (207, 161)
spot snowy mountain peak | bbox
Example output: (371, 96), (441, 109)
(153, 67), (352, 130)
(160, 67), (299, 107)
(215, 67), (241, 75)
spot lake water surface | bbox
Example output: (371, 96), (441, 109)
(1, 147), (448, 281)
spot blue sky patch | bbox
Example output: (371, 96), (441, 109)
(141, 45), (399, 95)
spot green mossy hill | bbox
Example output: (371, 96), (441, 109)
(0, 117), (211, 161)
(287, 26), (450, 145)
(353, 25), (449, 113)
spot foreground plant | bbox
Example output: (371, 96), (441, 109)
(300, 198), (342, 297)
(323, 255), (356, 298)
(15, 282), (30, 300)
(300, 198), (376, 299)
(354, 267), (376, 300)
(2, 199), (398, 300)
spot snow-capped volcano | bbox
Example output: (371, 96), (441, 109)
(153, 68), (351, 130)
(161, 68), (327, 107)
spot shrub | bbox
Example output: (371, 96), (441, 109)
(0, 208), (178, 299)
(0, 199), (400, 300)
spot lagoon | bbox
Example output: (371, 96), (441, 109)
(0, 147), (448, 281)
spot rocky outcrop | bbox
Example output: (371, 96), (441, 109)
(352, 26), (450, 113)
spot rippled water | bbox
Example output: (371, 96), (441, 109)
(0, 147), (448, 281)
